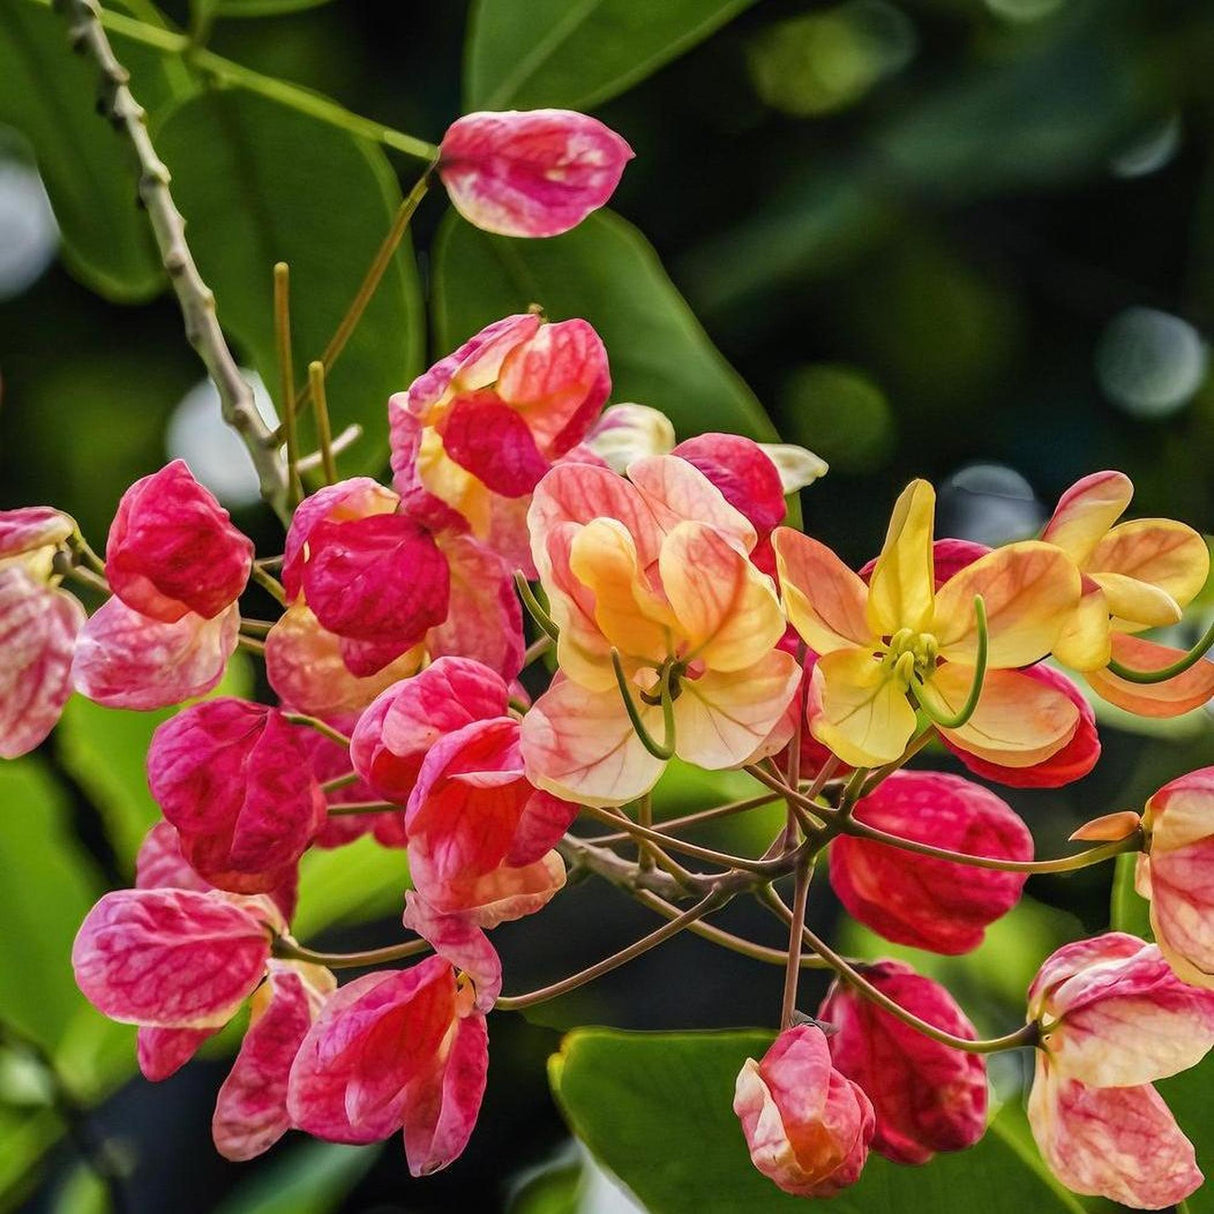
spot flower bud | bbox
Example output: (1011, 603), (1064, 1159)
(829, 771), (1032, 954)
(819, 962), (986, 1164)
(439, 109), (633, 238)
(733, 1024), (874, 1197)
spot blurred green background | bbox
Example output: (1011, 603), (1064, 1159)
(2, 0), (1213, 1210)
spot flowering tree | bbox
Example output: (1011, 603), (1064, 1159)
(5, 1), (1214, 1210)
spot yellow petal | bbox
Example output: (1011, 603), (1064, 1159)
(772, 528), (874, 655)
(660, 522), (786, 672)
(810, 648), (917, 767)
(674, 650), (801, 770)
(867, 479), (936, 637)
(926, 665), (1079, 768)
(935, 541), (1080, 668)
(1091, 518), (1210, 620)
(416, 427), (492, 538)
(568, 518), (675, 664)
(1053, 583), (1113, 672)
(1041, 470), (1132, 565)
(1090, 572), (1182, 630)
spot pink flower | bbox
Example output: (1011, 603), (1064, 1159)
(819, 962), (987, 1164)
(390, 313), (610, 571)
(0, 506), (84, 757)
(438, 109), (633, 238)
(147, 699), (326, 892)
(287, 957), (489, 1176)
(521, 456), (800, 806)
(733, 1024), (874, 1197)
(72, 887), (283, 1030)
(407, 845), (567, 928)
(829, 771), (1033, 954)
(1027, 933), (1214, 1208)
(105, 460), (253, 623)
(1137, 767), (1214, 988)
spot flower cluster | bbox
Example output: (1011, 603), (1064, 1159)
(7, 105), (1214, 1210)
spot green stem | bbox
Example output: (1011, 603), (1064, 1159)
(282, 712), (350, 747)
(307, 362), (338, 485)
(320, 771), (359, 793)
(494, 893), (726, 1011)
(249, 563), (287, 606)
(915, 595), (988, 729)
(590, 792), (782, 844)
(272, 936), (428, 969)
(273, 262), (302, 507)
(326, 800), (400, 816)
(514, 573), (560, 642)
(25, 0), (441, 161)
(1106, 619), (1214, 684)
(610, 650), (676, 761)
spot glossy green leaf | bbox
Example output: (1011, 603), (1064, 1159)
(214, 1141), (379, 1214)
(294, 834), (411, 939)
(432, 210), (775, 441)
(1109, 851), (1153, 941)
(156, 88), (425, 475)
(0, 1), (166, 301)
(550, 1028), (1085, 1214)
(212, 0), (336, 16)
(465, 0), (759, 111)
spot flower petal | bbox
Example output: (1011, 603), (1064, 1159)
(1052, 582), (1113, 673)
(403, 893), (502, 1011)
(438, 391), (551, 497)
(1093, 518), (1209, 616)
(72, 599), (239, 710)
(810, 649), (916, 768)
(672, 434), (788, 537)
(1086, 634), (1214, 718)
(521, 674), (665, 807)
(772, 528), (874, 654)
(674, 650), (801, 770)
(1090, 571), (1182, 630)
(137, 1025), (217, 1081)
(867, 480), (935, 637)
(628, 455), (756, 551)
(660, 522), (786, 671)
(934, 541), (1080, 668)
(1041, 471), (1133, 565)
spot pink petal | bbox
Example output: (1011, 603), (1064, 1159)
(213, 961), (335, 1161)
(409, 845), (567, 927)
(287, 959), (457, 1143)
(389, 405), (474, 534)
(106, 460), (253, 622)
(281, 477), (399, 601)
(438, 391), (550, 497)
(265, 603), (424, 720)
(427, 535), (525, 682)
(0, 506), (73, 558)
(303, 514), (450, 650)
(1041, 471), (1133, 565)
(403, 893), (502, 1010)
(0, 570), (83, 758)
(496, 317), (611, 456)
(628, 455), (757, 552)
(137, 1025), (217, 1081)
(945, 664), (1100, 788)
(439, 109), (633, 238)
(673, 434), (787, 537)
(1028, 1061), (1202, 1209)
(72, 888), (276, 1028)
(72, 599), (239, 710)
(830, 771), (1033, 954)
(820, 961), (986, 1164)
(506, 789), (579, 868)
(402, 1012), (489, 1177)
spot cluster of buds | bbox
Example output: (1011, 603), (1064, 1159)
(7, 104), (1214, 1211)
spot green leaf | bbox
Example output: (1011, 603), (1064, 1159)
(465, 0), (759, 111)
(550, 1028), (1085, 1214)
(214, 1141), (379, 1214)
(0, 1), (166, 301)
(1109, 851), (1153, 940)
(432, 210), (776, 442)
(294, 834), (411, 939)
(155, 88), (426, 475)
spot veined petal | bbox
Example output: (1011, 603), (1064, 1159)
(1086, 634), (1214, 718)
(661, 522), (785, 671)
(542, 526), (617, 691)
(928, 665), (1079, 768)
(627, 455), (756, 551)
(568, 518), (674, 662)
(1053, 583), (1113, 673)
(674, 650), (801, 770)
(1091, 518), (1209, 614)
(1028, 1063), (1202, 1210)
(810, 649), (916, 768)
(1090, 572), (1182, 630)
(867, 480), (935, 637)
(437, 391), (550, 497)
(773, 528), (874, 654)
(1041, 471), (1133, 565)
(935, 542), (1080, 668)
(520, 675), (666, 807)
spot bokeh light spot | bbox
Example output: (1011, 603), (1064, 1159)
(1095, 307), (1208, 419)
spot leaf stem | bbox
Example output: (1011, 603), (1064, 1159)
(272, 936), (429, 969)
(780, 858), (812, 1027)
(282, 712), (350, 748)
(249, 563), (287, 605)
(273, 262), (301, 507)
(589, 792), (782, 844)
(307, 362), (337, 485)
